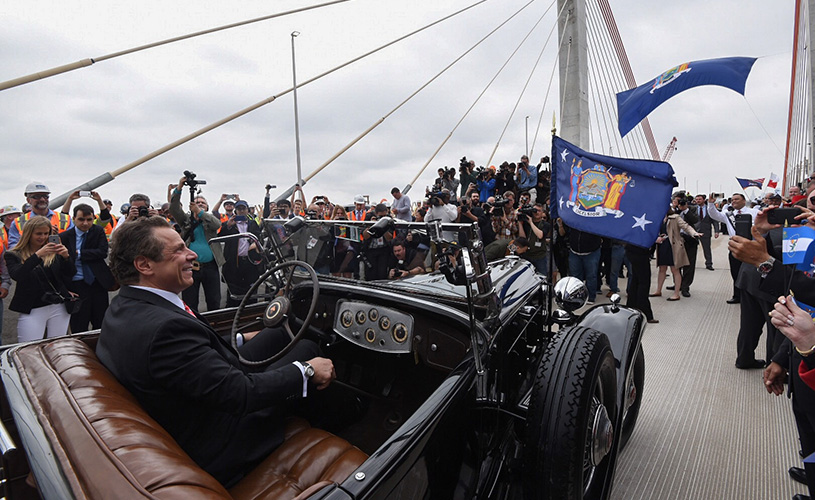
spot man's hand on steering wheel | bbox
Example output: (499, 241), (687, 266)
(307, 357), (336, 390)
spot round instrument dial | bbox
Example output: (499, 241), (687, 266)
(392, 323), (408, 343)
(340, 310), (354, 328)
(368, 308), (379, 322)
(365, 328), (376, 343)
(356, 310), (367, 325)
(379, 316), (391, 331)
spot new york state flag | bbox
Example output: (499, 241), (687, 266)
(550, 136), (678, 248)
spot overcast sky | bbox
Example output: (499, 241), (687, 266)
(0, 0), (795, 211)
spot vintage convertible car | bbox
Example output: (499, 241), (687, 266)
(0, 217), (645, 499)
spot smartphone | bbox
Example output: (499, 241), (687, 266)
(48, 235), (60, 245)
(734, 213), (753, 239)
(766, 207), (801, 226)
(79, 190), (91, 197)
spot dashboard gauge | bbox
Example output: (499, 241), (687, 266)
(392, 323), (408, 343)
(340, 310), (354, 328)
(379, 316), (391, 331)
(365, 328), (376, 343)
(368, 308), (379, 322)
(356, 310), (367, 325)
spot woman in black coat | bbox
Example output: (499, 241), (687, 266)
(5, 215), (75, 342)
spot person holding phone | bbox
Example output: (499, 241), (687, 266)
(707, 193), (759, 304)
(4, 215), (76, 342)
(219, 200), (262, 307)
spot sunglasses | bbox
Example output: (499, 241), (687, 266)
(28, 194), (49, 200)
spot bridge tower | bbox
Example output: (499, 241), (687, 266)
(557, 0), (590, 148)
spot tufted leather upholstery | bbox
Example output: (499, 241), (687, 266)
(12, 338), (367, 499)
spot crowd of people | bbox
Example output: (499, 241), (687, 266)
(4, 163), (815, 495)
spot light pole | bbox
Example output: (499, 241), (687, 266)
(525, 116), (529, 157)
(291, 31), (302, 185)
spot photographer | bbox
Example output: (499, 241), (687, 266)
(459, 158), (476, 199)
(476, 166), (497, 201)
(490, 191), (519, 242)
(387, 239), (426, 280)
(441, 168), (459, 202)
(517, 203), (550, 275)
(426, 190), (459, 243)
(219, 201), (262, 307)
(494, 162), (517, 198)
(516, 155), (538, 203)
(459, 191), (495, 245)
(170, 174), (222, 312)
(212, 193), (239, 225)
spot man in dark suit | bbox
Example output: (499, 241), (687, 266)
(96, 216), (335, 486)
(219, 200), (263, 307)
(693, 194), (717, 270)
(60, 203), (116, 332)
(674, 194), (699, 298)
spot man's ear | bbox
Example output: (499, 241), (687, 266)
(133, 255), (153, 276)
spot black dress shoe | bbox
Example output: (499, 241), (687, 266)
(666, 285), (675, 290)
(706, 265), (714, 271)
(681, 290), (691, 297)
(735, 359), (766, 369)
(789, 466), (807, 485)
(726, 298), (740, 304)
(792, 494), (810, 500)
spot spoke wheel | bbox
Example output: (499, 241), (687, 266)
(230, 260), (319, 367)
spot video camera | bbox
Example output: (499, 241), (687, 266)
(428, 191), (446, 207)
(517, 204), (536, 221)
(183, 170), (207, 202)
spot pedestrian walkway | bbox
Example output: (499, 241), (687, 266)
(609, 237), (804, 499)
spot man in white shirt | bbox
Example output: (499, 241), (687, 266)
(707, 193), (759, 304)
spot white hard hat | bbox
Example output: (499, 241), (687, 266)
(353, 195), (365, 204)
(24, 182), (51, 195)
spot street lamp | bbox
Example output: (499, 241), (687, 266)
(291, 31), (302, 185)
(525, 116), (529, 157)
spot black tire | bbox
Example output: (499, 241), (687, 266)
(523, 326), (617, 500)
(619, 344), (644, 449)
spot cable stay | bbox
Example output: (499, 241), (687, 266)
(287, 0), (542, 201)
(0, 0), (352, 92)
(405, 0), (563, 194)
(484, 4), (565, 168)
(48, 0), (490, 208)
(529, 9), (571, 158)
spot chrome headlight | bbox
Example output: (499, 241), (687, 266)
(554, 277), (588, 312)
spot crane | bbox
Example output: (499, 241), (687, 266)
(661, 137), (677, 162)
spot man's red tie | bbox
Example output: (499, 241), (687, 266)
(183, 302), (196, 317)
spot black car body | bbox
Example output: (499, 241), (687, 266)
(0, 218), (645, 499)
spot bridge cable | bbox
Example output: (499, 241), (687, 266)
(0, 0), (352, 92)
(293, 0), (541, 197)
(49, 0), (491, 208)
(484, 3), (565, 167)
(406, 0), (563, 193)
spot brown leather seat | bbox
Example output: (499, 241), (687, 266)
(11, 338), (367, 499)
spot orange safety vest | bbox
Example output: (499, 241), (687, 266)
(101, 214), (118, 239)
(1, 226), (7, 251)
(348, 209), (369, 221)
(14, 211), (72, 235)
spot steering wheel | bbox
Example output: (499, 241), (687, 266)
(230, 260), (320, 367)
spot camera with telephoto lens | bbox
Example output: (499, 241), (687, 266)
(459, 156), (469, 169)
(518, 204), (536, 221)
(137, 206), (150, 218)
(428, 191), (445, 207)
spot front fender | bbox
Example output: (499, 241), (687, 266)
(576, 303), (644, 379)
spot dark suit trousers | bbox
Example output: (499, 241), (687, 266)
(736, 288), (780, 364)
(625, 246), (654, 321)
(793, 400), (815, 498)
(679, 236), (698, 293)
(182, 261), (221, 312)
(67, 279), (109, 333)
(699, 236), (713, 267)
(728, 252), (742, 301)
